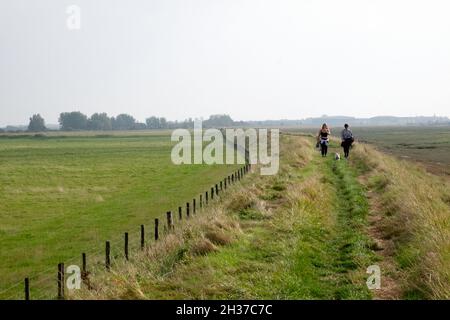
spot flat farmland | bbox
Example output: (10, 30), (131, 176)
(352, 126), (450, 176)
(0, 132), (239, 298)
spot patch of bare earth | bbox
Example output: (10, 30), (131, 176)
(360, 176), (403, 300)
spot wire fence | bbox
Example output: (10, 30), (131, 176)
(1, 133), (257, 300)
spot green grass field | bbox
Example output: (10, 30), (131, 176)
(0, 132), (239, 299)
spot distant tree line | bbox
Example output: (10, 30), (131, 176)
(15, 112), (450, 133)
(23, 112), (238, 132)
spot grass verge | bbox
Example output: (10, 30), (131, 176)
(351, 143), (450, 299)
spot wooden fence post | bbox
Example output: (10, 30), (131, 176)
(81, 252), (89, 288)
(166, 211), (173, 231)
(57, 262), (65, 300)
(224, 178), (227, 190)
(154, 219), (159, 241)
(82, 252), (87, 275)
(211, 187), (214, 200)
(200, 195), (203, 208)
(24, 278), (30, 300)
(141, 225), (145, 250)
(178, 206), (182, 220)
(220, 181), (223, 191)
(205, 191), (208, 204)
(105, 241), (111, 270)
(228, 175), (231, 185)
(232, 174), (234, 182)
(215, 184), (219, 196)
(186, 202), (190, 218)
(193, 198), (196, 214)
(124, 232), (129, 260)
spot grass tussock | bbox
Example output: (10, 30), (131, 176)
(191, 238), (218, 256)
(280, 135), (314, 169)
(352, 143), (450, 299)
(225, 188), (259, 212)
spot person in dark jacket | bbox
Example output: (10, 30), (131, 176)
(340, 124), (354, 159)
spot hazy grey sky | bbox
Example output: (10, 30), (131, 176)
(1, 0), (449, 126)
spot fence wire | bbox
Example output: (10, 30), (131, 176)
(2, 135), (256, 300)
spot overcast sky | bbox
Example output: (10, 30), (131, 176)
(1, 0), (449, 126)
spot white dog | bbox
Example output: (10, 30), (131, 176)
(335, 152), (341, 160)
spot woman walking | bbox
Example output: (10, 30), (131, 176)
(341, 123), (354, 158)
(317, 123), (330, 157)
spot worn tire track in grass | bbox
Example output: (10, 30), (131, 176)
(322, 154), (376, 299)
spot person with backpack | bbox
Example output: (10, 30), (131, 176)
(317, 123), (331, 157)
(341, 123), (354, 159)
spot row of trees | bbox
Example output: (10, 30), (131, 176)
(58, 112), (145, 131)
(26, 112), (237, 132)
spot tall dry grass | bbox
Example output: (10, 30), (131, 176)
(353, 143), (450, 299)
(71, 205), (244, 299)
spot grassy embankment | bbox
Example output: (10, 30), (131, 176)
(74, 135), (377, 299)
